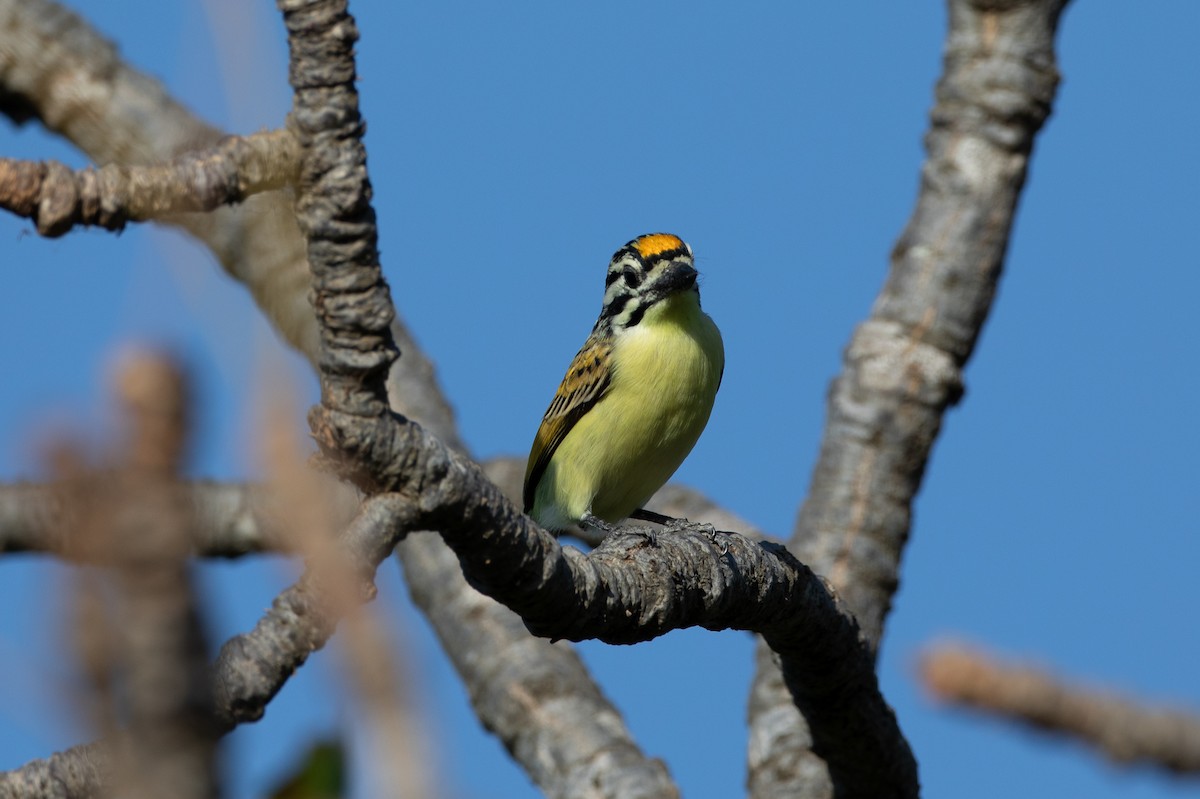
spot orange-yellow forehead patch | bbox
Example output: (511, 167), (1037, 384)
(633, 233), (686, 260)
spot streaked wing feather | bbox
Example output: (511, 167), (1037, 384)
(523, 335), (613, 512)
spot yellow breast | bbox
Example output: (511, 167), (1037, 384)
(532, 292), (723, 529)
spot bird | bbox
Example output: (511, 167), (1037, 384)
(523, 233), (724, 535)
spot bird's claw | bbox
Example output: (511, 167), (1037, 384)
(630, 528), (659, 547)
(690, 523), (730, 554)
(660, 518), (731, 554)
(581, 513), (619, 537)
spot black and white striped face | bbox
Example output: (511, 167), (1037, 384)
(596, 233), (699, 333)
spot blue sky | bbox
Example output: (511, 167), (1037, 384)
(3, 2), (1199, 798)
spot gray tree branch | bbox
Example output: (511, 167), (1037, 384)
(747, 0), (1073, 796)
(0, 131), (298, 237)
(921, 644), (1200, 775)
(0, 744), (107, 799)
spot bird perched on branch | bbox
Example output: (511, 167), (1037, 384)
(523, 233), (724, 535)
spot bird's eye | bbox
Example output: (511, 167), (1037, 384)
(622, 267), (642, 288)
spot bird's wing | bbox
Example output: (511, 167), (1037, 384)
(523, 334), (614, 512)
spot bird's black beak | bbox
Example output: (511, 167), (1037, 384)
(655, 262), (698, 294)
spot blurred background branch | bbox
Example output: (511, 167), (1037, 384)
(1, 481), (296, 557)
(0, 353), (220, 799)
(921, 644), (1200, 776)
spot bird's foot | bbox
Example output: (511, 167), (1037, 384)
(580, 513), (620, 537)
(585, 513), (659, 547)
(631, 510), (730, 554)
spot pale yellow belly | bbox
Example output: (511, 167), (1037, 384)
(533, 306), (723, 528)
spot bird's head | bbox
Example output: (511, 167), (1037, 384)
(597, 233), (700, 332)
